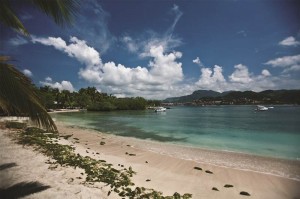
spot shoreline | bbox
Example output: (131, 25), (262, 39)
(55, 121), (300, 181)
(1, 121), (300, 198)
(56, 122), (300, 198)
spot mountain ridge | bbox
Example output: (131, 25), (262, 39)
(163, 89), (300, 104)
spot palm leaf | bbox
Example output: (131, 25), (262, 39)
(0, 0), (29, 35)
(0, 0), (79, 35)
(30, 0), (79, 27)
(0, 56), (57, 132)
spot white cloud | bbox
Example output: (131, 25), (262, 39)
(229, 64), (252, 84)
(193, 64), (293, 93)
(282, 65), (300, 73)
(195, 65), (227, 92)
(40, 77), (74, 92)
(45, 77), (52, 82)
(192, 57), (204, 67)
(22, 69), (32, 77)
(261, 69), (271, 77)
(120, 5), (183, 58)
(34, 36), (184, 99)
(121, 36), (139, 53)
(67, 0), (115, 53)
(265, 54), (300, 73)
(33, 36), (300, 99)
(167, 4), (183, 35)
(279, 36), (300, 47)
(32, 36), (101, 67)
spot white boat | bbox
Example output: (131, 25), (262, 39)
(255, 105), (268, 111)
(154, 107), (167, 112)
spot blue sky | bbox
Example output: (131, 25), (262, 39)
(1, 0), (300, 99)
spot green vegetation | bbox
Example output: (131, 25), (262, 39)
(38, 86), (156, 111)
(0, 57), (57, 131)
(0, 0), (78, 131)
(164, 89), (300, 105)
(15, 126), (192, 198)
(5, 121), (27, 129)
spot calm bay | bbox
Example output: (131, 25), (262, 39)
(52, 105), (300, 160)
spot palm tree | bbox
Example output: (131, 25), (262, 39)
(0, 56), (57, 131)
(0, 0), (79, 131)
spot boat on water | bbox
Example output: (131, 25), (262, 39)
(154, 107), (167, 112)
(255, 105), (268, 111)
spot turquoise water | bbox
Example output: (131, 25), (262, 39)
(52, 105), (300, 160)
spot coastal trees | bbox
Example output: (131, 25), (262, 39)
(0, 57), (57, 131)
(0, 0), (78, 131)
(38, 86), (150, 111)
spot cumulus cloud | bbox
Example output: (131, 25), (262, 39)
(261, 69), (271, 77)
(279, 36), (300, 47)
(229, 64), (252, 84)
(33, 34), (300, 98)
(193, 57), (204, 67)
(265, 54), (300, 73)
(40, 77), (74, 92)
(32, 36), (102, 67)
(193, 65), (284, 93)
(22, 69), (32, 77)
(33, 36), (184, 98)
(33, 34), (300, 99)
(195, 65), (227, 92)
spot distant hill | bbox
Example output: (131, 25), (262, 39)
(163, 89), (300, 104)
(164, 90), (224, 103)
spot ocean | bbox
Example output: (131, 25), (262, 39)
(52, 105), (300, 160)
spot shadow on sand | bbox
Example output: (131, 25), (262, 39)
(0, 163), (18, 171)
(0, 181), (50, 199)
(0, 163), (50, 199)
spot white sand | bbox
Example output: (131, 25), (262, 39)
(1, 122), (300, 199)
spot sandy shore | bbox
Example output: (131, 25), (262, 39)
(1, 121), (300, 199)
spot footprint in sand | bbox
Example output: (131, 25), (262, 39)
(194, 166), (202, 171)
(240, 191), (251, 196)
(205, 170), (213, 174)
(224, 184), (234, 188)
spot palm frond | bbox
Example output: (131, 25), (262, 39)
(0, 0), (29, 35)
(0, 0), (79, 35)
(0, 56), (57, 132)
(29, 0), (79, 27)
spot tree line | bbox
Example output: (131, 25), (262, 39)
(38, 86), (161, 111)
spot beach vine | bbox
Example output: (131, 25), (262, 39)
(13, 125), (192, 199)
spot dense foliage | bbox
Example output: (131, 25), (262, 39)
(38, 86), (160, 111)
(0, 57), (57, 131)
(164, 90), (300, 105)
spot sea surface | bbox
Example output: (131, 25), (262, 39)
(52, 105), (300, 160)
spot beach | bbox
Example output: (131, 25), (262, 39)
(1, 121), (300, 199)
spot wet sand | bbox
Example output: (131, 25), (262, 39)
(1, 121), (300, 198)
